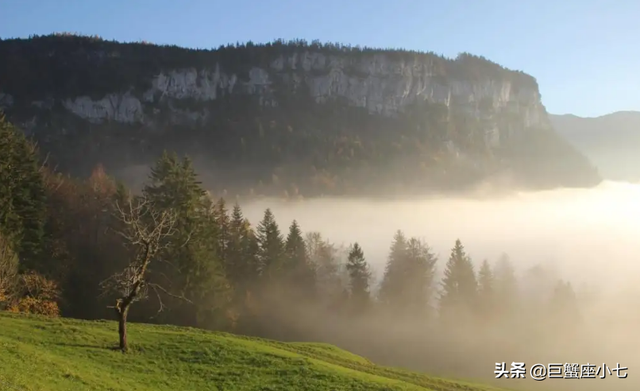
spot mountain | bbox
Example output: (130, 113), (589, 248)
(550, 111), (640, 182)
(0, 34), (600, 197)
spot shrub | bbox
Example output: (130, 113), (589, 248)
(7, 271), (61, 317)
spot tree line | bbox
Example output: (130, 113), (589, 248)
(0, 114), (582, 356)
(1, 34), (600, 200)
(0, 33), (536, 102)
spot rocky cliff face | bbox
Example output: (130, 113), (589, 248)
(0, 35), (599, 195)
(0, 37), (545, 149)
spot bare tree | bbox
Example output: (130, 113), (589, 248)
(100, 196), (184, 352)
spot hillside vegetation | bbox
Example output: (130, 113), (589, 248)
(0, 312), (518, 391)
(0, 114), (584, 386)
(0, 34), (600, 197)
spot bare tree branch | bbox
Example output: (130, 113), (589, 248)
(147, 282), (193, 305)
(99, 195), (187, 352)
(148, 283), (168, 318)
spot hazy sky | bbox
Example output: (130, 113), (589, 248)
(1, 0), (638, 117)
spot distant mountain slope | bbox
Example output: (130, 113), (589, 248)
(550, 111), (640, 181)
(0, 312), (513, 391)
(0, 34), (601, 196)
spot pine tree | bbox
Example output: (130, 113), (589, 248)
(346, 242), (371, 313)
(378, 230), (408, 309)
(141, 152), (229, 328)
(0, 115), (46, 270)
(224, 203), (260, 332)
(143, 152), (206, 213)
(213, 198), (230, 267)
(403, 237), (438, 318)
(256, 208), (285, 281)
(284, 220), (316, 300)
(477, 259), (495, 320)
(227, 204), (258, 286)
(438, 239), (477, 322)
(284, 220), (306, 269)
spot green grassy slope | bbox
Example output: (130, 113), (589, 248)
(0, 312), (521, 391)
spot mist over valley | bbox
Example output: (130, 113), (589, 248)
(241, 179), (640, 292)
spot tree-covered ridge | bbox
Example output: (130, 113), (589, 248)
(0, 33), (538, 101)
(0, 33), (600, 198)
(0, 101), (600, 201)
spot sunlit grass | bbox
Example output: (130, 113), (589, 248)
(0, 312), (523, 391)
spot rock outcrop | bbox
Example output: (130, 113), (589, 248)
(0, 36), (546, 149)
(0, 35), (600, 195)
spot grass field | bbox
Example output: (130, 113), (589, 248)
(0, 312), (525, 391)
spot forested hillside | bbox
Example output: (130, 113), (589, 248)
(0, 34), (600, 197)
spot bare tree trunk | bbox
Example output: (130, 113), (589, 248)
(102, 199), (181, 353)
(116, 305), (129, 352)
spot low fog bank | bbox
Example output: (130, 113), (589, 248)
(242, 180), (640, 292)
(240, 180), (640, 390)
